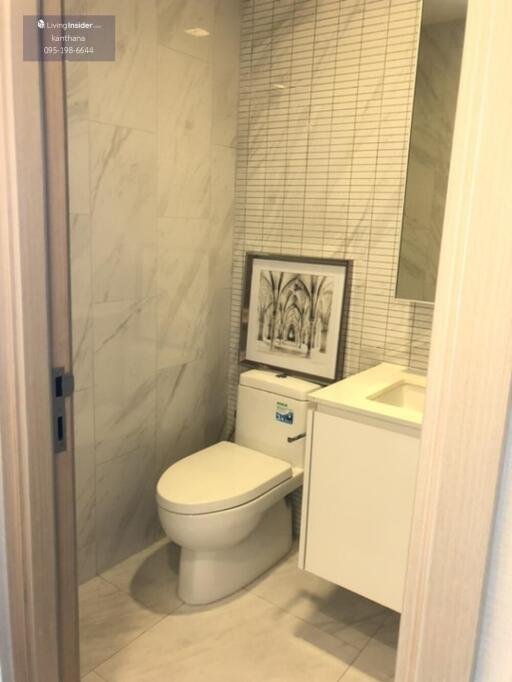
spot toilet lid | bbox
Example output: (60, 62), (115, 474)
(156, 441), (292, 515)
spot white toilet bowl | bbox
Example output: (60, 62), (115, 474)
(156, 370), (319, 605)
(157, 441), (303, 604)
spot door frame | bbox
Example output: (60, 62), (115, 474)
(40, 0), (80, 678)
(0, 0), (61, 680)
(1, 0), (512, 681)
(395, 0), (512, 678)
(0, 1), (79, 681)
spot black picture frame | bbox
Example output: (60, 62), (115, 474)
(239, 252), (352, 384)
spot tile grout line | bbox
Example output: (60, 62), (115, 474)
(245, 583), (386, 654)
(97, 568), (185, 613)
(87, 602), (183, 679)
(80, 540), (182, 677)
(337, 615), (398, 681)
(337, 630), (376, 681)
(237, 592), (365, 680)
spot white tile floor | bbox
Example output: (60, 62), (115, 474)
(79, 539), (399, 681)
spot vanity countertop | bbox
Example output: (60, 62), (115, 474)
(309, 363), (426, 429)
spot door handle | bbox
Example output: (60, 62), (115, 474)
(287, 432), (306, 443)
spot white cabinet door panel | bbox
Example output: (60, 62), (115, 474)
(303, 411), (420, 612)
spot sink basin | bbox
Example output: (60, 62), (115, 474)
(309, 363), (426, 428)
(368, 381), (425, 413)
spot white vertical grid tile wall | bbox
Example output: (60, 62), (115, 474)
(229, 0), (433, 434)
(229, 0), (434, 533)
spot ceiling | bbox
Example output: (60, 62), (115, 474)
(422, 0), (467, 24)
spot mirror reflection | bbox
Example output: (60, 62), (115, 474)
(396, 0), (467, 302)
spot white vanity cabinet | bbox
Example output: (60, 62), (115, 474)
(299, 364), (423, 613)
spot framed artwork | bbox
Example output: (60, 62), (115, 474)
(240, 253), (352, 383)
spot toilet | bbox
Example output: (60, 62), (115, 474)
(156, 369), (320, 605)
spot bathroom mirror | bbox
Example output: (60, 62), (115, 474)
(396, 0), (468, 302)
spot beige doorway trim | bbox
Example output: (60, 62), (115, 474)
(396, 0), (512, 679)
(40, 0), (80, 678)
(0, 0), (79, 680)
(1, 0), (512, 681)
(0, 0), (61, 680)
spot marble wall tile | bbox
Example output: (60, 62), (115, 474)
(155, 360), (209, 474)
(73, 320), (97, 583)
(72, 308), (94, 393)
(66, 61), (88, 120)
(66, 0), (239, 576)
(74, 389), (96, 553)
(93, 298), (156, 464)
(157, 46), (211, 218)
(70, 212), (94, 392)
(90, 122), (157, 303)
(63, 0), (87, 13)
(156, 218), (209, 368)
(88, 46), (157, 133)
(88, 0), (157, 132)
(157, 0), (214, 62)
(204, 288), (232, 444)
(96, 448), (160, 572)
(212, 0), (240, 147)
(74, 386), (95, 462)
(70, 213), (92, 305)
(90, 0), (157, 42)
(82, 673), (104, 682)
(77, 542), (97, 585)
(66, 59), (89, 214)
(158, 215), (209, 251)
(157, 46), (211, 152)
(157, 153), (210, 220)
(67, 118), (90, 215)
(210, 145), (236, 291)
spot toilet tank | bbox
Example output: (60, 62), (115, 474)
(235, 370), (321, 469)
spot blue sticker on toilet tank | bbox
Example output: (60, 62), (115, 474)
(276, 401), (293, 424)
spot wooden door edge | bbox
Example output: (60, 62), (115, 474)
(40, 1), (80, 680)
(396, 0), (512, 679)
(0, 1), (62, 680)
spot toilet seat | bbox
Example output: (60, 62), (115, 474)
(157, 441), (292, 515)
